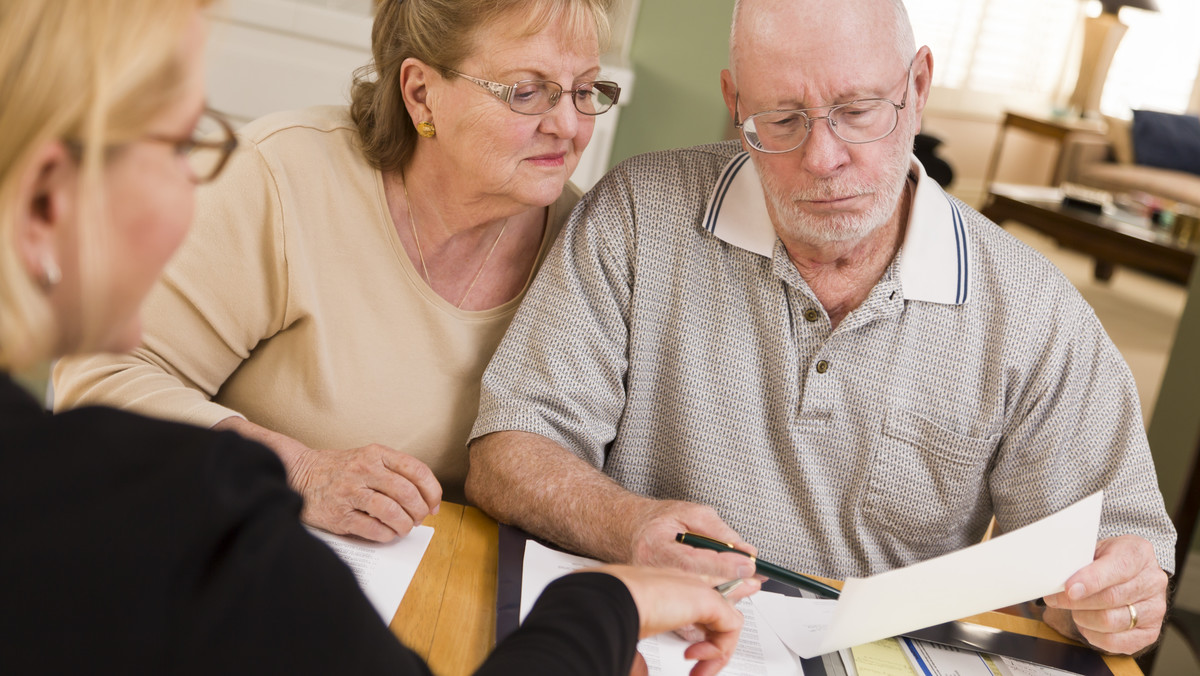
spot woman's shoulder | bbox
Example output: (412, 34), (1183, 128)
(235, 106), (367, 174)
(237, 105), (358, 146)
(5, 402), (290, 508)
(220, 105), (377, 206)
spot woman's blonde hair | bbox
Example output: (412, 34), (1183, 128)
(350, 0), (613, 175)
(0, 0), (209, 370)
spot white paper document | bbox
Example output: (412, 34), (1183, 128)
(898, 636), (997, 675)
(520, 541), (804, 675)
(307, 525), (434, 622)
(752, 491), (1103, 658)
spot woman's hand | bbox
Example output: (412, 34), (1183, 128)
(214, 417), (441, 541)
(290, 442), (442, 541)
(589, 564), (759, 676)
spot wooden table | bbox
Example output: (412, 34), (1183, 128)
(389, 503), (498, 676)
(983, 182), (1196, 284)
(388, 503), (1142, 676)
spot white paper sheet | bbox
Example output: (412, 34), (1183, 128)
(994, 656), (1083, 676)
(520, 540), (805, 675)
(752, 491), (1103, 658)
(752, 592), (839, 658)
(899, 636), (996, 675)
(306, 525), (434, 622)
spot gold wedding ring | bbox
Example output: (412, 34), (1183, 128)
(1127, 603), (1138, 631)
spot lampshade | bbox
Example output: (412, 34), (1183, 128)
(1069, 0), (1160, 118)
(1098, 0), (1159, 14)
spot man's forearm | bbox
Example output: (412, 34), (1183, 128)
(466, 430), (654, 563)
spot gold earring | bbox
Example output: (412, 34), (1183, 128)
(416, 121), (436, 138)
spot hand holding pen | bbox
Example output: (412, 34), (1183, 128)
(677, 531), (842, 600)
(629, 499), (760, 579)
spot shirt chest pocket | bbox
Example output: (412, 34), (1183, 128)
(863, 409), (1000, 544)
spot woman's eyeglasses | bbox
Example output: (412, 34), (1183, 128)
(446, 69), (621, 116)
(67, 108), (239, 184)
(147, 108), (239, 184)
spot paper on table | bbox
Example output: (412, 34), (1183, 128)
(850, 638), (917, 676)
(306, 525), (434, 623)
(994, 656), (1083, 676)
(753, 491), (1103, 658)
(898, 636), (996, 676)
(520, 541), (804, 675)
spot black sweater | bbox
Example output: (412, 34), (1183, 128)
(0, 374), (637, 675)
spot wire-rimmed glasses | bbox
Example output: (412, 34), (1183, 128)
(734, 61), (914, 154)
(446, 69), (621, 116)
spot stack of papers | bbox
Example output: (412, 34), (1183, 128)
(307, 525), (434, 622)
(518, 492), (1106, 676)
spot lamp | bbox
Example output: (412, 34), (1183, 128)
(1067, 0), (1159, 119)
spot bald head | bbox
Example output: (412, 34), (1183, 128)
(729, 0), (915, 80)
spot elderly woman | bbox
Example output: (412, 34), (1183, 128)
(1, 2), (751, 673)
(54, 0), (621, 541)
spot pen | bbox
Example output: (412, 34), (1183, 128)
(676, 531), (842, 600)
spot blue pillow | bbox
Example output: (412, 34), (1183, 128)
(1131, 109), (1200, 176)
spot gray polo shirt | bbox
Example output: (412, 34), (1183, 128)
(472, 141), (1175, 578)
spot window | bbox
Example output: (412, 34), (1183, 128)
(1101, 0), (1200, 117)
(906, 0), (1078, 99)
(906, 0), (1200, 117)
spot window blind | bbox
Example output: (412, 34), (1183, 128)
(905, 0), (1078, 98)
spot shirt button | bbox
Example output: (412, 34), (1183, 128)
(804, 308), (820, 322)
(816, 360), (829, 374)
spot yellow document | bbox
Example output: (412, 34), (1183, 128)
(851, 638), (917, 676)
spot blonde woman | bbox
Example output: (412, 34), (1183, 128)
(54, 0), (623, 544)
(1, 2), (751, 673)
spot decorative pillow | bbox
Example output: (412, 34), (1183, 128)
(1130, 109), (1200, 176)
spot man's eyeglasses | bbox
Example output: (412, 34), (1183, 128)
(734, 60), (914, 154)
(445, 69), (621, 116)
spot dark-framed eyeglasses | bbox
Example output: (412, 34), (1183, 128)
(734, 59), (915, 154)
(66, 108), (239, 184)
(148, 108), (239, 184)
(445, 69), (621, 116)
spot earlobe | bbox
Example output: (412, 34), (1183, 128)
(13, 140), (76, 290)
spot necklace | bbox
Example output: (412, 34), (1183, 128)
(401, 172), (509, 309)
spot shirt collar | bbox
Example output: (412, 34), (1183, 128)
(701, 151), (971, 305)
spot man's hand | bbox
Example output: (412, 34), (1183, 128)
(214, 417), (441, 542)
(630, 500), (758, 579)
(1042, 535), (1168, 655)
(291, 443), (442, 541)
(592, 564), (760, 676)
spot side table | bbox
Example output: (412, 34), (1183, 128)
(983, 111), (1106, 193)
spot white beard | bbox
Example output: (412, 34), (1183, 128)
(755, 132), (914, 246)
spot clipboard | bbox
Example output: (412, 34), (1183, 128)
(496, 524), (1114, 676)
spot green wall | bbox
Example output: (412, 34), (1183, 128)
(1148, 267), (1200, 553)
(610, 0), (736, 166)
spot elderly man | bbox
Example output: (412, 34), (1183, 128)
(467, 0), (1174, 655)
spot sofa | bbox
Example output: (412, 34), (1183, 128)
(1060, 110), (1200, 210)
